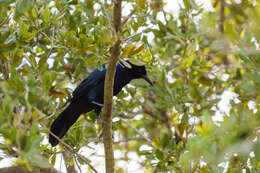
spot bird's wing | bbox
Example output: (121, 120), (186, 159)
(72, 67), (106, 99)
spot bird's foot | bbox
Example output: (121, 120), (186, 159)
(97, 115), (102, 124)
(98, 132), (103, 142)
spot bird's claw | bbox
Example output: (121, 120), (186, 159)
(97, 116), (102, 124)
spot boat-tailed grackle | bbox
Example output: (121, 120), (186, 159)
(49, 60), (152, 146)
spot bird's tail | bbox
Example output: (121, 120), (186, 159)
(49, 102), (83, 147)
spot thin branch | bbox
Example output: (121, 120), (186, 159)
(219, 0), (225, 33)
(118, 110), (143, 119)
(131, 13), (150, 19)
(123, 28), (151, 42)
(47, 28), (55, 58)
(114, 137), (146, 144)
(0, 59), (9, 80)
(62, 151), (77, 173)
(100, 2), (114, 35)
(74, 155), (83, 173)
(40, 124), (99, 173)
(121, 6), (137, 27)
(0, 12), (12, 28)
(120, 118), (152, 145)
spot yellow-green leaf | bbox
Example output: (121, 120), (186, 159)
(122, 45), (136, 57)
(136, 0), (145, 9)
(129, 44), (145, 56)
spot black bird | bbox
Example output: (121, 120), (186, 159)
(49, 60), (153, 146)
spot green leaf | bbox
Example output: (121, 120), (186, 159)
(29, 154), (51, 168)
(136, 0), (145, 9)
(0, 0), (15, 8)
(254, 141), (260, 161)
(42, 7), (51, 23)
(50, 154), (56, 165)
(14, 0), (34, 20)
(119, 59), (132, 68)
(129, 44), (145, 56)
(122, 45), (136, 57)
(152, 138), (161, 148)
(155, 149), (164, 160)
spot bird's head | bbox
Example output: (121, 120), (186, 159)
(124, 60), (153, 86)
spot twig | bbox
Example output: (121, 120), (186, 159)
(74, 155), (83, 173)
(40, 124), (99, 173)
(131, 13), (150, 19)
(123, 28), (151, 42)
(118, 113), (137, 119)
(118, 110), (143, 119)
(40, 31), (59, 43)
(0, 12), (12, 28)
(40, 30), (57, 59)
(120, 118), (152, 145)
(0, 59), (9, 80)
(219, 0), (225, 33)
(114, 137), (146, 144)
(62, 151), (77, 173)
(100, 2), (114, 35)
(47, 28), (55, 58)
(121, 6), (137, 27)
(39, 101), (60, 121)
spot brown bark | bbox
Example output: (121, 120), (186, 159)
(219, 0), (225, 33)
(219, 0), (229, 65)
(62, 151), (77, 173)
(102, 0), (122, 172)
(47, 127), (98, 173)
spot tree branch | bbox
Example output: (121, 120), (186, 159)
(123, 28), (151, 42)
(120, 118), (152, 145)
(100, 2), (114, 35)
(41, 124), (98, 173)
(0, 59), (9, 80)
(121, 6), (137, 27)
(219, 0), (225, 33)
(112, 0), (122, 34)
(62, 151), (77, 173)
(102, 0), (122, 172)
(114, 137), (146, 144)
(0, 12), (11, 28)
(118, 110), (143, 119)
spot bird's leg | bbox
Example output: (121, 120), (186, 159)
(98, 131), (103, 141)
(91, 101), (104, 108)
(92, 101), (103, 123)
(94, 108), (102, 124)
(92, 101), (115, 142)
(91, 101), (115, 112)
(94, 108), (104, 142)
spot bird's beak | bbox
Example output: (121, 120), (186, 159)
(142, 75), (153, 86)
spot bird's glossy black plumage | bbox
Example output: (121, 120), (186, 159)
(49, 61), (152, 146)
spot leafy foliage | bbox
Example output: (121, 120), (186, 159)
(0, 0), (260, 172)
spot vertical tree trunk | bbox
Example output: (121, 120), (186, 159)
(102, 0), (122, 173)
(219, 0), (225, 33)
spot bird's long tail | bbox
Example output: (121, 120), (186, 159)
(49, 102), (84, 147)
